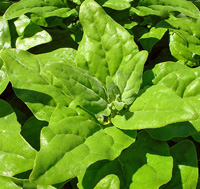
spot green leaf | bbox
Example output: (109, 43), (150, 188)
(114, 51), (148, 104)
(21, 117), (48, 151)
(0, 57), (9, 95)
(130, 0), (200, 18)
(94, 175), (120, 189)
(0, 48), (76, 121)
(46, 62), (108, 114)
(30, 105), (135, 185)
(158, 17), (200, 66)
(103, 0), (133, 10)
(78, 131), (173, 189)
(138, 27), (167, 52)
(112, 85), (198, 130)
(14, 15), (52, 50)
(77, 0), (139, 84)
(0, 16), (11, 51)
(4, 0), (77, 22)
(146, 122), (197, 141)
(0, 176), (21, 189)
(0, 100), (36, 177)
(161, 140), (198, 188)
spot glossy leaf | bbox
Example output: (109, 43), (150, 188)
(130, 0), (200, 18)
(14, 15), (52, 50)
(77, 0), (139, 84)
(162, 140), (198, 188)
(0, 176), (21, 189)
(94, 175), (120, 189)
(112, 85), (198, 129)
(138, 27), (167, 52)
(0, 48), (76, 121)
(30, 105), (135, 185)
(158, 17), (200, 66)
(103, 0), (133, 10)
(114, 50), (148, 104)
(0, 16), (11, 51)
(0, 57), (9, 95)
(4, 0), (77, 21)
(46, 62), (108, 114)
(0, 100), (36, 177)
(78, 131), (173, 189)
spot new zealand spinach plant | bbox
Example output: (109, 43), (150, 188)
(0, 0), (200, 188)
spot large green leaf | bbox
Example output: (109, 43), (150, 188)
(0, 16), (11, 51)
(0, 100), (36, 177)
(30, 105), (135, 185)
(14, 15), (52, 50)
(4, 0), (77, 22)
(130, 0), (200, 18)
(0, 48), (76, 121)
(45, 62), (108, 114)
(161, 140), (198, 188)
(77, 0), (139, 84)
(112, 85), (198, 130)
(78, 131), (173, 189)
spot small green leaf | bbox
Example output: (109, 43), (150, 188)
(30, 105), (135, 185)
(138, 27), (167, 52)
(0, 57), (9, 95)
(0, 100), (36, 177)
(162, 140), (198, 189)
(112, 85), (198, 130)
(14, 15), (52, 50)
(94, 175), (120, 189)
(103, 0), (133, 10)
(77, 0), (139, 84)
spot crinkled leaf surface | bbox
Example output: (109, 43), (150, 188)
(45, 62), (108, 114)
(0, 48), (77, 121)
(130, 0), (200, 18)
(112, 85), (197, 130)
(78, 131), (173, 189)
(77, 0), (139, 84)
(4, 0), (77, 21)
(14, 15), (52, 50)
(114, 51), (148, 104)
(161, 140), (198, 189)
(30, 105), (136, 185)
(0, 16), (11, 51)
(0, 100), (36, 177)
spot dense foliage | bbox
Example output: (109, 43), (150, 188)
(1, 0), (200, 188)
